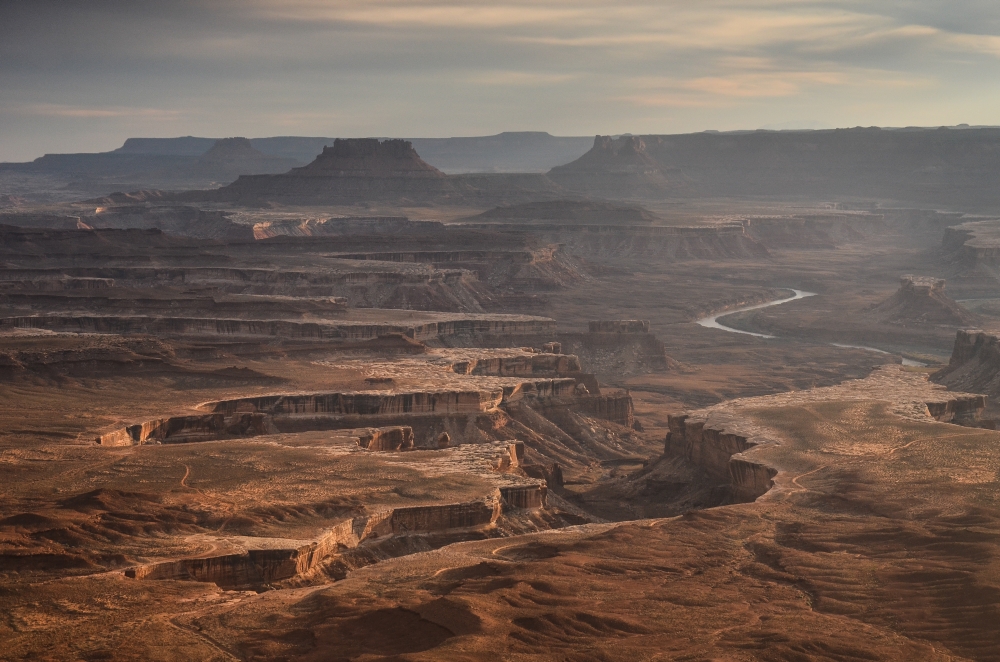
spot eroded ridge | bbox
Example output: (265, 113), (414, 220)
(665, 365), (987, 503)
(38, 345), (644, 593)
(183, 365), (1000, 660)
(123, 440), (546, 590)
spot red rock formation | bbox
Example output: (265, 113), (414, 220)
(499, 484), (547, 509)
(934, 329), (1000, 418)
(449, 353), (582, 377)
(870, 276), (979, 327)
(123, 487), (541, 588)
(357, 426), (415, 451)
(576, 391), (635, 427)
(1, 314), (555, 342)
(666, 374), (989, 503)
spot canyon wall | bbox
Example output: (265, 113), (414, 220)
(934, 330), (1000, 418)
(667, 368), (991, 503)
(1, 314), (556, 342)
(125, 480), (547, 589)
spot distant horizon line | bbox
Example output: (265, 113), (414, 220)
(5, 124), (1000, 164)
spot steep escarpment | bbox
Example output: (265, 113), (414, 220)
(663, 366), (988, 504)
(870, 276), (980, 327)
(551, 127), (1000, 207)
(548, 136), (674, 197)
(330, 246), (586, 292)
(96, 375), (607, 448)
(1, 312), (556, 342)
(125, 475), (549, 590)
(934, 329), (1000, 417)
(460, 221), (768, 260)
(174, 138), (572, 206)
(743, 214), (874, 248)
(2, 138), (298, 195)
(88, 205), (253, 241)
(940, 219), (1000, 297)
(200, 139), (465, 204)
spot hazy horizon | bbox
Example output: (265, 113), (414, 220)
(3, 1), (1000, 161)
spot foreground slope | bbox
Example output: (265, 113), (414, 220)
(183, 368), (998, 660)
(5, 367), (1000, 659)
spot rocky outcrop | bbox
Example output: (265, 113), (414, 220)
(934, 330), (1000, 418)
(449, 353), (582, 377)
(548, 136), (673, 197)
(576, 392), (635, 428)
(663, 413), (806, 503)
(0, 213), (90, 231)
(291, 139), (445, 178)
(326, 247), (586, 291)
(99, 379), (586, 446)
(210, 379), (579, 416)
(125, 492), (504, 588)
(870, 276), (979, 327)
(200, 139), (468, 205)
(356, 426), (415, 451)
(252, 216), (419, 239)
(500, 484), (547, 509)
(126, 474), (548, 588)
(97, 412), (277, 446)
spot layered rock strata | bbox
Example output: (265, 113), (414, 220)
(97, 377), (595, 446)
(934, 329), (1000, 418)
(120, 438), (547, 589)
(870, 275), (980, 327)
(2, 313), (556, 342)
(666, 366), (987, 503)
(460, 222), (769, 260)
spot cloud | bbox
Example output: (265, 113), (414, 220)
(8, 104), (185, 120)
(469, 71), (581, 86)
(1, 0), (1000, 160)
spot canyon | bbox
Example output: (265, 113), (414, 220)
(2, 131), (1000, 660)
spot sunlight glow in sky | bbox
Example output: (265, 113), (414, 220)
(2, 0), (999, 160)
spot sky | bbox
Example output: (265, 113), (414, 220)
(2, 0), (1000, 161)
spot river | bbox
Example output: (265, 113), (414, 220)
(696, 289), (928, 366)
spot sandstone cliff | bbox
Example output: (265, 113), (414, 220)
(870, 276), (980, 327)
(548, 136), (674, 198)
(202, 139), (467, 204)
(666, 366), (989, 504)
(934, 329), (1000, 418)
